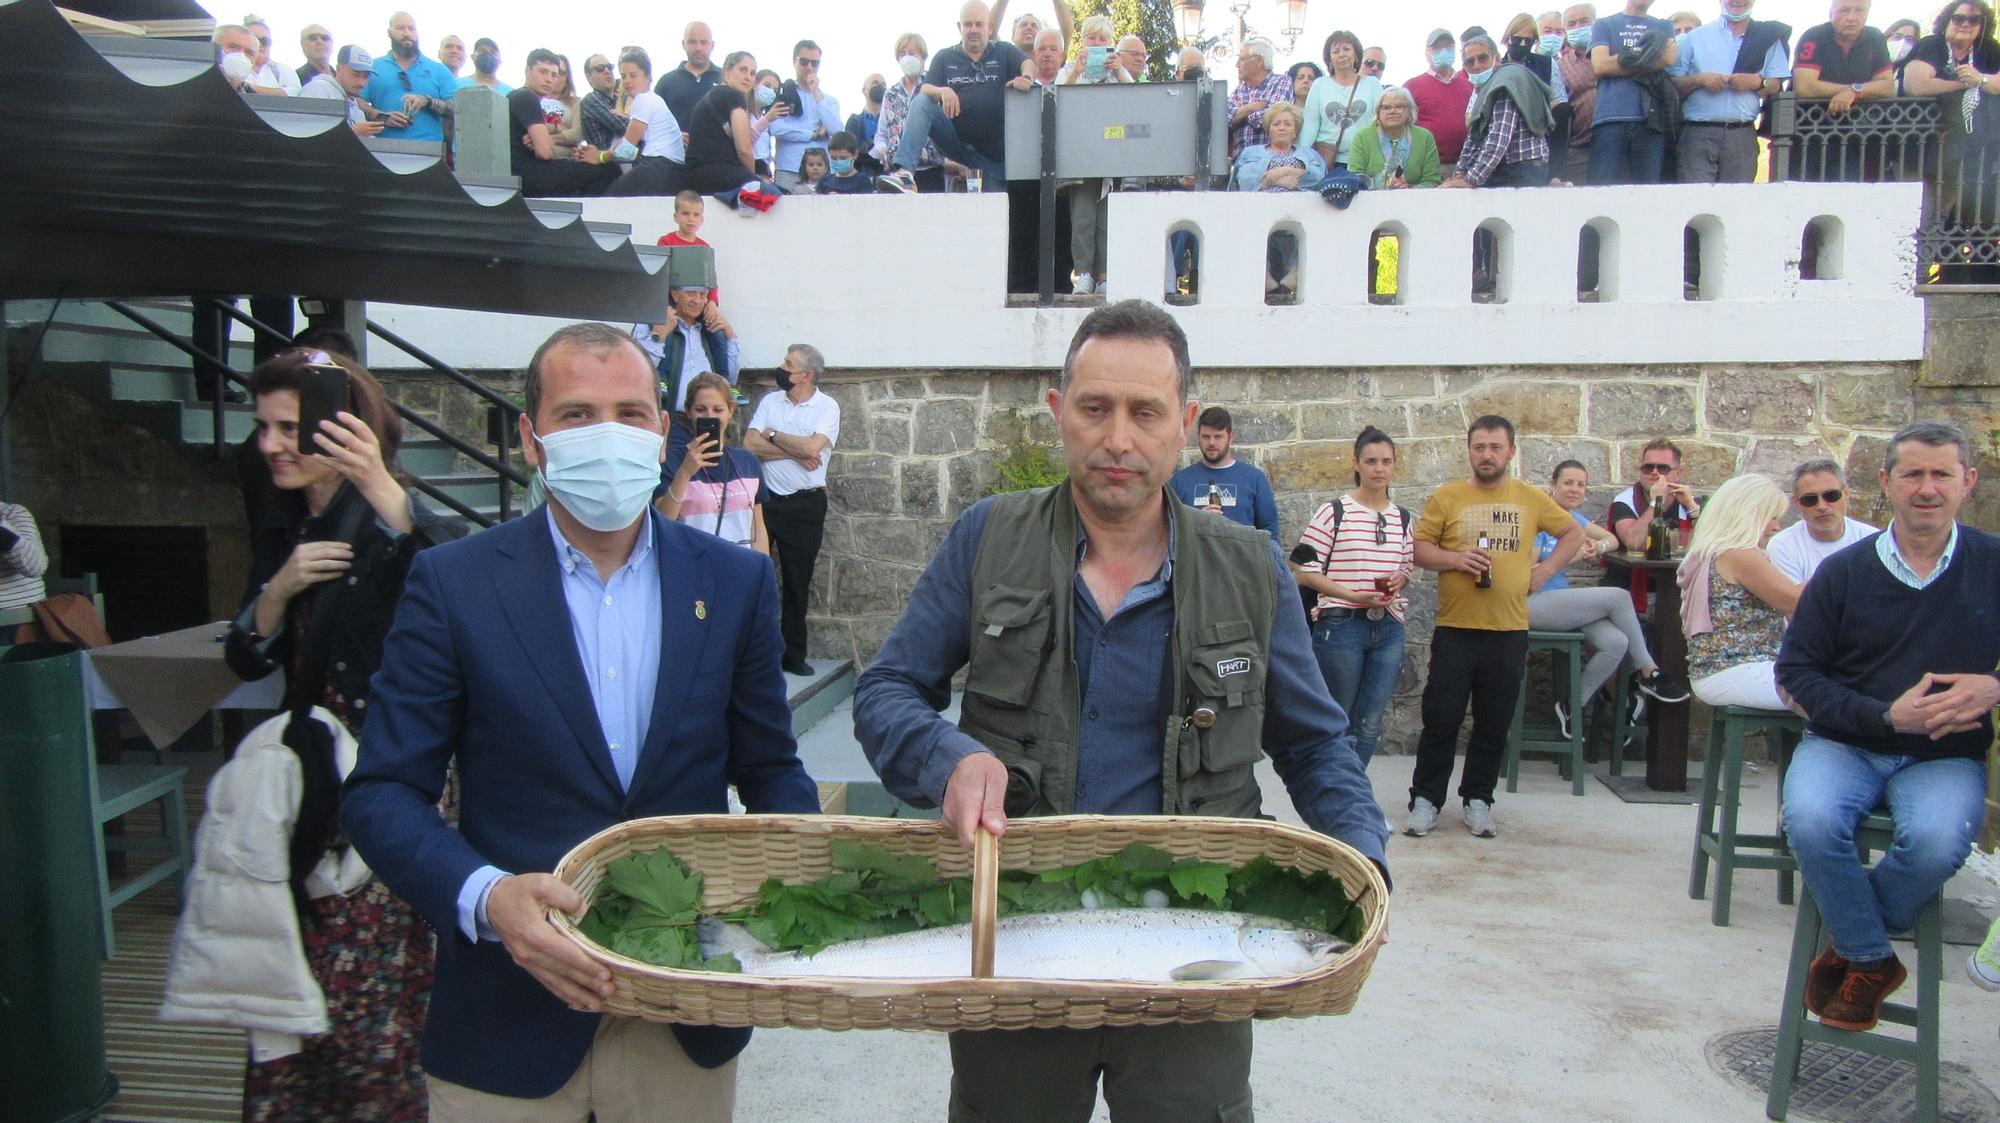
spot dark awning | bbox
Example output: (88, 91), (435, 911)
(0, 0), (669, 321)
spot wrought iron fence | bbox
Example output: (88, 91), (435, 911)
(1770, 93), (2000, 284)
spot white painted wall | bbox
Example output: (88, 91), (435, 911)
(368, 182), (1923, 372)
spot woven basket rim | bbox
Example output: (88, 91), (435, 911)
(550, 814), (1387, 996)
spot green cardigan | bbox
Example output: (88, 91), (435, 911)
(1345, 124), (1443, 188)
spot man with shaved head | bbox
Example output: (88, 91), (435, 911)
(876, 1), (1033, 192)
(364, 11), (457, 142)
(656, 20), (721, 130)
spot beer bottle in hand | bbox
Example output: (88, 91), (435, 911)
(1644, 495), (1672, 560)
(1475, 532), (1493, 588)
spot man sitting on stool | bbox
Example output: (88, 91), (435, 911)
(1775, 420), (1996, 1032)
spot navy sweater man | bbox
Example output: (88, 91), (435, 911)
(1776, 419), (1997, 1037)
(1168, 406), (1280, 537)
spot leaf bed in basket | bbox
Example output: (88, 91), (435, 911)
(551, 814), (1388, 1032)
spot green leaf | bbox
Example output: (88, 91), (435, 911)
(609, 922), (701, 968)
(1167, 861), (1231, 906)
(1111, 843), (1175, 873)
(829, 841), (939, 892)
(602, 848), (703, 923)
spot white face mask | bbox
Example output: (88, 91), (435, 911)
(533, 421), (664, 532)
(899, 53), (924, 78)
(220, 50), (255, 83)
(1889, 37), (1914, 61)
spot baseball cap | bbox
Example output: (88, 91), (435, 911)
(1427, 26), (1454, 46)
(337, 44), (374, 72)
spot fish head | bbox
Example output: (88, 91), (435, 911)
(1237, 923), (1351, 978)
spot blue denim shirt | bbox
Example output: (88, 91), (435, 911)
(853, 494), (1391, 869)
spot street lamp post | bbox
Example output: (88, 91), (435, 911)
(1173, 0), (1307, 57)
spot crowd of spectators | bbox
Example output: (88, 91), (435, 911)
(210, 1), (2000, 289)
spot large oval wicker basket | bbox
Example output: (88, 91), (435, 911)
(550, 814), (1388, 1032)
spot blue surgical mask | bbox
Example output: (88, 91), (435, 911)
(755, 84), (777, 107)
(1722, 5), (1751, 23)
(533, 421), (664, 532)
(1539, 33), (1564, 54)
(1567, 27), (1592, 48)
(830, 157), (855, 175)
(1468, 66), (1495, 86)
(1430, 47), (1454, 69)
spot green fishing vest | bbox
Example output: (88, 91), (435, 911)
(960, 483), (1275, 819)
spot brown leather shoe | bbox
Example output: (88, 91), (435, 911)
(1805, 946), (1848, 1015)
(1819, 954), (1908, 1032)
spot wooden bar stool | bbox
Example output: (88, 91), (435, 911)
(1689, 704), (1803, 926)
(1506, 630), (1588, 797)
(1766, 812), (1944, 1122)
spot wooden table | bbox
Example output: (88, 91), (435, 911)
(1601, 554), (1690, 792)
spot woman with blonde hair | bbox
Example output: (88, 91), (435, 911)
(1677, 474), (1803, 710)
(871, 32), (952, 192)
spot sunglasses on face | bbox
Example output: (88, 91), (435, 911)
(1638, 462), (1675, 474)
(589, 63), (613, 73)
(797, 58), (821, 67)
(305, 33), (331, 42)
(1797, 489), (1844, 508)
(1950, 13), (1984, 25)
(1362, 60), (1384, 70)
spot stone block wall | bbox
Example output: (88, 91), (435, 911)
(808, 361), (1926, 758)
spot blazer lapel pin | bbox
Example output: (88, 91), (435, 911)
(695, 599), (707, 621)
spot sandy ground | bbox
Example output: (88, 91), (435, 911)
(749, 717), (2000, 1122)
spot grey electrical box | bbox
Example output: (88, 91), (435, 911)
(1003, 80), (1231, 180)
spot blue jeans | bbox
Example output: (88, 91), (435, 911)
(1311, 611), (1405, 767)
(1781, 733), (1985, 962)
(895, 96), (1005, 182)
(1588, 120), (1665, 185)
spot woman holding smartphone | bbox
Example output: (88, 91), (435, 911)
(1294, 427), (1413, 766)
(220, 349), (462, 1118)
(657, 371), (770, 554)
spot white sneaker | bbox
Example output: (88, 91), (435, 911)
(1074, 272), (1096, 295)
(1403, 797), (1439, 837)
(1464, 799), (1497, 838)
(874, 168), (918, 193)
(1553, 700), (1572, 740)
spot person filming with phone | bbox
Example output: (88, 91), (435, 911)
(200, 350), (462, 1117)
(656, 372), (770, 555)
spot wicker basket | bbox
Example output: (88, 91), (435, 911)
(550, 814), (1387, 1032)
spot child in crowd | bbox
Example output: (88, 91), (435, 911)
(797, 147), (829, 191)
(817, 131), (874, 195)
(656, 190), (719, 305)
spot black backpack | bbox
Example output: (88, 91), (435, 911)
(1291, 499), (1411, 622)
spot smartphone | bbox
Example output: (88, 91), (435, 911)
(693, 416), (722, 447)
(1085, 46), (1110, 81)
(296, 362), (350, 456)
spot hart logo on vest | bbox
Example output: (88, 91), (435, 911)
(1216, 657), (1251, 678)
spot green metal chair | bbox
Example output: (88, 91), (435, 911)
(1766, 812), (1944, 1123)
(1506, 630), (1588, 797)
(1689, 704), (1804, 926)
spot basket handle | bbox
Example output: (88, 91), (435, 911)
(970, 825), (998, 978)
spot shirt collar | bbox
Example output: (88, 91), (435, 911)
(1074, 496), (1177, 586)
(1876, 518), (1958, 586)
(546, 505), (654, 577)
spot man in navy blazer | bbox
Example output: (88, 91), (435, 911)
(343, 322), (820, 1118)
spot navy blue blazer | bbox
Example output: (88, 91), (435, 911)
(341, 507), (820, 1098)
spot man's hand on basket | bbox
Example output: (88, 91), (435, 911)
(489, 873), (614, 1011)
(942, 751), (1009, 849)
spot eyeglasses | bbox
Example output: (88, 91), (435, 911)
(1796, 488), (1845, 508)
(796, 58), (821, 67)
(1950, 13), (1984, 25)
(1361, 60), (1384, 70)
(588, 63), (613, 73)
(1638, 462), (1675, 474)
(1462, 53), (1493, 66)
(1374, 513), (1390, 546)
(304, 33), (331, 42)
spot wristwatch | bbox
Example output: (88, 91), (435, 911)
(1849, 82), (1866, 93)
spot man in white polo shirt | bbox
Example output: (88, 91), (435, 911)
(1767, 458), (1876, 585)
(745, 344), (841, 677)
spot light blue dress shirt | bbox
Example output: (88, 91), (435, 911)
(1876, 520), (1959, 590)
(456, 508), (663, 941)
(1670, 19), (1790, 122)
(768, 87), (843, 173)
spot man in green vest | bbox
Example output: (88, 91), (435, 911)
(855, 299), (1389, 1122)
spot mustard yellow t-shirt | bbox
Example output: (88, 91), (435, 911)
(1418, 477), (1575, 632)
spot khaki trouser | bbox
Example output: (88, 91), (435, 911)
(947, 1021), (1254, 1123)
(429, 1015), (736, 1123)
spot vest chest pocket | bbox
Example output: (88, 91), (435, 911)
(1184, 619), (1267, 775)
(966, 584), (1053, 708)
